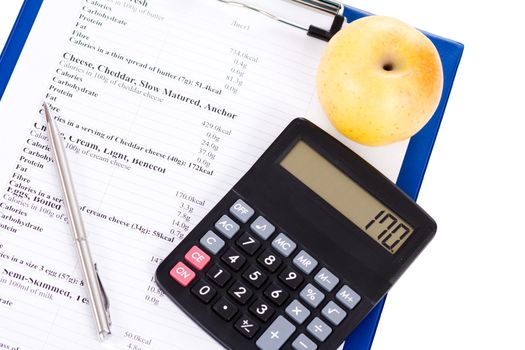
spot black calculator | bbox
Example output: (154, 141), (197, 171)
(156, 118), (436, 350)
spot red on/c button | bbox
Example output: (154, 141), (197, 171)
(170, 261), (196, 287)
(184, 245), (211, 271)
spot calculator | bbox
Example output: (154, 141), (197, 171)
(156, 118), (436, 350)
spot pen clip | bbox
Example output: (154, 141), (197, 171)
(94, 263), (112, 328)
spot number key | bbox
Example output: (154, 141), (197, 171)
(191, 280), (216, 304)
(279, 266), (303, 290)
(206, 264), (231, 287)
(249, 299), (275, 322)
(263, 283), (289, 306)
(221, 247), (246, 271)
(242, 265), (268, 288)
(228, 281), (253, 305)
(236, 232), (261, 256)
(257, 249), (282, 272)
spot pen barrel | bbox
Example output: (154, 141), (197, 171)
(75, 238), (111, 339)
(44, 103), (111, 341)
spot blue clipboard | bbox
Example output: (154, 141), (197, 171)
(0, 1), (463, 349)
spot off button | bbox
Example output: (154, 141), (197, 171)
(230, 199), (254, 223)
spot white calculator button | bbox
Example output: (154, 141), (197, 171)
(292, 333), (317, 350)
(214, 215), (240, 239)
(299, 283), (325, 308)
(229, 199), (254, 223)
(271, 233), (297, 257)
(199, 231), (225, 255)
(336, 285), (361, 310)
(285, 299), (311, 324)
(293, 250), (318, 274)
(250, 216), (275, 240)
(321, 301), (347, 326)
(306, 317), (332, 342)
(314, 267), (339, 292)
(255, 315), (296, 350)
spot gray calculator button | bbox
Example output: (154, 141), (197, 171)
(256, 315), (296, 350)
(321, 301), (347, 326)
(271, 233), (297, 257)
(306, 317), (332, 342)
(229, 199), (254, 223)
(214, 215), (240, 239)
(199, 231), (225, 255)
(336, 285), (361, 310)
(314, 268), (339, 292)
(250, 216), (275, 240)
(292, 334), (317, 350)
(293, 250), (318, 274)
(299, 283), (325, 308)
(285, 299), (310, 324)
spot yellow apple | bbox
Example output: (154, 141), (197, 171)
(317, 16), (443, 146)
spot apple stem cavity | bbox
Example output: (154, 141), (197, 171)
(382, 62), (395, 71)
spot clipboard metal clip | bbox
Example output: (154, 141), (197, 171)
(218, 0), (345, 41)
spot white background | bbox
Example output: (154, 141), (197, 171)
(1, 0), (524, 349)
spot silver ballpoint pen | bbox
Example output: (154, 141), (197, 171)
(43, 102), (111, 341)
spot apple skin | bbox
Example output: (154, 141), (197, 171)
(317, 16), (444, 146)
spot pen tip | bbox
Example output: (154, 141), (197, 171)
(99, 330), (111, 342)
(42, 102), (51, 123)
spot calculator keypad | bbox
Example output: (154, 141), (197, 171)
(285, 300), (310, 324)
(300, 283), (325, 308)
(221, 247), (246, 271)
(191, 280), (216, 303)
(314, 268), (339, 292)
(257, 249), (282, 272)
(250, 216), (275, 240)
(200, 231), (225, 255)
(293, 250), (318, 274)
(235, 314), (260, 339)
(279, 267), (303, 290)
(167, 197), (362, 349)
(184, 245), (211, 271)
(271, 233), (297, 257)
(170, 261), (195, 287)
(228, 281), (254, 305)
(229, 199), (255, 223)
(307, 317), (332, 342)
(250, 299), (275, 322)
(236, 232), (261, 255)
(292, 334), (317, 350)
(213, 297), (238, 321)
(215, 215), (240, 238)
(321, 301), (347, 326)
(242, 265), (268, 288)
(206, 264), (231, 287)
(263, 283), (289, 306)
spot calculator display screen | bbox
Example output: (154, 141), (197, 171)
(280, 141), (414, 254)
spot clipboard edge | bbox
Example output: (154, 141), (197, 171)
(0, 0), (43, 101)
